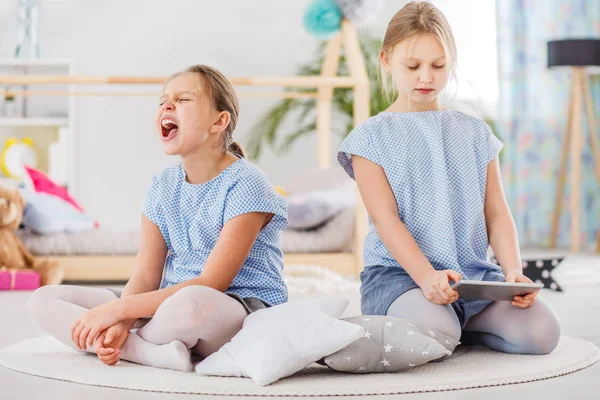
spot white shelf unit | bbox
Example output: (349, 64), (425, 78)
(0, 58), (75, 67)
(0, 117), (68, 127)
(0, 59), (76, 195)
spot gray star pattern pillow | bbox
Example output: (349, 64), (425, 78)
(324, 315), (454, 373)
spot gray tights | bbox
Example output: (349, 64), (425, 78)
(386, 288), (561, 355)
(28, 285), (248, 371)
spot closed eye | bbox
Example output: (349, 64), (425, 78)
(407, 64), (445, 70)
(159, 99), (190, 105)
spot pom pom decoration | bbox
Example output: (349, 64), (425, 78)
(303, 0), (343, 39)
(334, 0), (384, 25)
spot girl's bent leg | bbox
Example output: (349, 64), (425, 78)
(28, 285), (193, 371)
(28, 285), (118, 352)
(462, 296), (560, 354)
(386, 288), (462, 352)
(137, 285), (248, 358)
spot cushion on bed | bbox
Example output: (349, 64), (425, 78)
(16, 229), (140, 255)
(20, 189), (96, 235)
(23, 166), (87, 214)
(17, 207), (356, 256)
(282, 207), (355, 253)
(287, 189), (355, 229)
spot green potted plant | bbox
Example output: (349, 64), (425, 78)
(245, 30), (392, 160)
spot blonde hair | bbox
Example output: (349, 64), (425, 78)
(168, 65), (244, 158)
(379, 1), (457, 101)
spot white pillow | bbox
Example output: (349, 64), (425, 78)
(20, 189), (95, 234)
(195, 296), (364, 386)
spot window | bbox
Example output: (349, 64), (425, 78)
(433, 0), (498, 108)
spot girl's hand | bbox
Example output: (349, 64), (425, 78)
(71, 301), (123, 350)
(94, 332), (121, 366)
(505, 272), (538, 308)
(419, 270), (462, 305)
(94, 321), (132, 366)
(103, 320), (133, 350)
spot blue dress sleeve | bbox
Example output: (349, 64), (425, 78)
(337, 120), (382, 180)
(141, 175), (162, 226)
(223, 168), (288, 230)
(484, 123), (504, 164)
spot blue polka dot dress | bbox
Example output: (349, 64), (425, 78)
(338, 110), (505, 316)
(142, 158), (288, 306)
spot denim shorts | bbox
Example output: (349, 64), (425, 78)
(360, 265), (506, 327)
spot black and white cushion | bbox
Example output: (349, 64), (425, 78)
(489, 256), (564, 292)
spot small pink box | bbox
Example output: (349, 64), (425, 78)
(0, 268), (41, 291)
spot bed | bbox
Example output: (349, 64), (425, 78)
(17, 206), (357, 281)
(3, 20), (371, 281)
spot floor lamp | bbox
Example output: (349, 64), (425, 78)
(548, 39), (600, 253)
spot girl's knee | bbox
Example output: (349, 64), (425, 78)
(167, 285), (220, 305)
(161, 286), (226, 318)
(441, 315), (462, 343)
(417, 305), (462, 343)
(387, 290), (462, 342)
(530, 311), (561, 354)
(149, 286), (246, 343)
(28, 285), (61, 316)
(515, 304), (561, 355)
(28, 285), (67, 328)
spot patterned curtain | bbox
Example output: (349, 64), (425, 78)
(497, 0), (600, 249)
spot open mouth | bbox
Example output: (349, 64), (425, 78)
(161, 117), (179, 140)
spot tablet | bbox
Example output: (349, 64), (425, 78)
(451, 280), (544, 301)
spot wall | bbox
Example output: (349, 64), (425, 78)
(0, 0), (406, 230)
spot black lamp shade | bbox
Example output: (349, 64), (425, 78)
(548, 39), (600, 67)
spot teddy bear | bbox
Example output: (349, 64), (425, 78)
(0, 184), (63, 286)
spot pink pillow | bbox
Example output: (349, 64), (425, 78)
(23, 165), (99, 227)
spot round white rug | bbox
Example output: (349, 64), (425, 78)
(0, 336), (598, 396)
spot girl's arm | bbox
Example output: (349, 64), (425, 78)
(116, 214), (169, 328)
(114, 212), (271, 321)
(483, 157), (523, 276)
(351, 155), (460, 304)
(72, 214), (169, 349)
(484, 157), (538, 308)
(122, 215), (168, 296)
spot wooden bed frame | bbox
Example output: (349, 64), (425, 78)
(48, 252), (360, 282)
(1, 20), (371, 282)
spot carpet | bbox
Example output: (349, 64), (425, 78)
(0, 336), (597, 396)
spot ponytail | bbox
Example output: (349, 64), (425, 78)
(228, 141), (245, 158)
